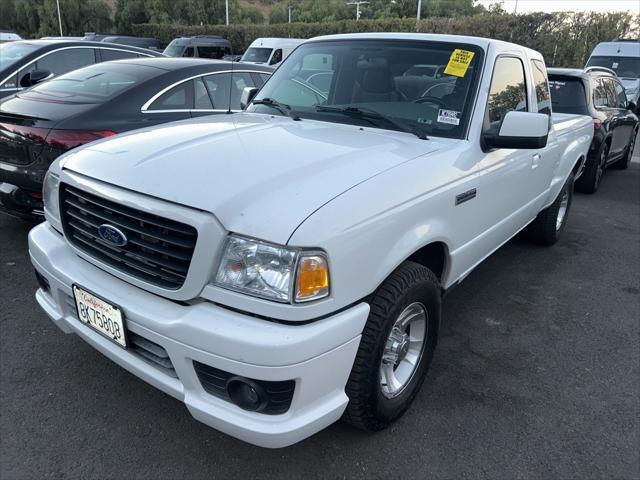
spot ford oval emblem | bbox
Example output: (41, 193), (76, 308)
(98, 224), (128, 247)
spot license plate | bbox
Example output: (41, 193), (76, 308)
(72, 285), (127, 348)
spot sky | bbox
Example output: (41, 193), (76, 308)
(477, 0), (640, 13)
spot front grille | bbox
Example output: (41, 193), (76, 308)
(193, 361), (296, 415)
(60, 184), (197, 289)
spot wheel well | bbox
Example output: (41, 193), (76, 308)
(407, 242), (447, 281)
(572, 155), (584, 176)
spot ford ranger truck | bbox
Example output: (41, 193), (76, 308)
(29, 34), (593, 448)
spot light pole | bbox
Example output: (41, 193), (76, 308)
(417, 0), (422, 21)
(288, 5), (292, 23)
(347, 1), (369, 21)
(225, 0), (229, 25)
(56, 0), (63, 36)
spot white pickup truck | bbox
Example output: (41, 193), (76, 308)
(29, 33), (592, 447)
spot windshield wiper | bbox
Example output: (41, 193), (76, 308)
(315, 105), (428, 140)
(252, 98), (301, 121)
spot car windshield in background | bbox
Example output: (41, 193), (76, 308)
(250, 40), (482, 139)
(242, 47), (272, 63)
(0, 42), (39, 70)
(163, 43), (184, 57)
(586, 55), (640, 79)
(548, 77), (589, 115)
(21, 63), (160, 103)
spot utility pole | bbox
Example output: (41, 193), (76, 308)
(56, 0), (63, 36)
(346, 1), (369, 21)
(417, 0), (422, 21)
(514, 0), (518, 13)
(225, 0), (229, 25)
(288, 5), (292, 23)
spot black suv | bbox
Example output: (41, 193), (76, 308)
(548, 67), (638, 193)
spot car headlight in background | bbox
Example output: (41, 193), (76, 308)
(42, 171), (60, 221)
(214, 234), (330, 303)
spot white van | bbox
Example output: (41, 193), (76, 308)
(0, 31), (22, 43)
(586, 39), (640, 109)
(240, 37), (304, 67)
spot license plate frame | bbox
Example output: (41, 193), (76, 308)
(72, 284), (128, 349)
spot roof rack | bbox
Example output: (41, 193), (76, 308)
(584, 66), (616, 76)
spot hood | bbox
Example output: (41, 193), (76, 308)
(60, 113), (448, 244)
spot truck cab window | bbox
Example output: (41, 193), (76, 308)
(531, 59), (551, 116)
(485, 56), (528, 128)
(270, 49), (283, 65)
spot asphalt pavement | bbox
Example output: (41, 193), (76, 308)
(1, 160), (639, 479)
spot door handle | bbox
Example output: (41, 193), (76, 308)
(532, 153), (541, 168)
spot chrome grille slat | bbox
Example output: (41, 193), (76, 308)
(61, 184), (197, 289)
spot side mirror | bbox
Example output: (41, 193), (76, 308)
(20, 70), (53, 87)
(240, 87), (259, 110)
(483, 111), (549, 150)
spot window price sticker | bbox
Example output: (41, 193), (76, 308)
(444, 49), (475, 77)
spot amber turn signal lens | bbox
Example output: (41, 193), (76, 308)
(295, 255), (329, 302)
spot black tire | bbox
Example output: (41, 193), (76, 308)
(576, 142), (608, 194)
(526, 174), (573, 246)
(611, 128), (637, 170)
(343, 261), (440, 432)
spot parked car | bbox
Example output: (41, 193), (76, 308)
(29, 33), (592, 448)
(163, 36), (232, 59)
(548, 67), (638, 193)
(586, 39), (640, 113)
(0, 40), (161, 100)
(0, 30), (22, 43)
(240, 37), (304, 67)
(0, 58), (272, 219)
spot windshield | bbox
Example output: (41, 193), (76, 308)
(586, 55), (640, 79)
(163, 42), (184, 57)
(0, 42), (39, 70)
(242, 47), (272, 63)
(21, 63), (160, 103)
(250, 40), (482, 139)
(548, 77), (589, 115)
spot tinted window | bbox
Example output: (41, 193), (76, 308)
(24, 63), (159, 103)
(203, 72), (255, 110)
(183, 47), (195, 58)
(194, 78), (213, 109)
(252, 40), (482, 139)
(548, 77), (589, 115)
(36, 48), (95, 75)
(0, 42), (39, 70)
(586, 56), (640, 79)
(197, 46), (230, 59)
(242, 47), (272, 63)
(531, 60), (551, 115)
(269, 49), (283, 65)
(101, 48), (137, 61)
(485, 56), (527, 127)
(610, 79), (627, 108)
(149, 82), (194, 110)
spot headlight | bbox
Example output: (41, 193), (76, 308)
(42, 171), (60, 221)
(214, 234), (330, 303)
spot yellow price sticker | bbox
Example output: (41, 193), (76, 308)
(444, 49), (475, 78)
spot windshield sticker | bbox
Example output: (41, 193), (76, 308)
(417, 118), (433, 125)
(437, 109), (461, 125)
(444, 49), (475, 77)
(612, 62), (619, 69)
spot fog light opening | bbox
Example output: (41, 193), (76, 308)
(226, 377), (268, 412)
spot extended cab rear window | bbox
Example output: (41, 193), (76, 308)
(548, 76), (589, 115)
(21, 63), (160, 103)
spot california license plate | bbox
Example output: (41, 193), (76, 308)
(72, 285), (127, 348)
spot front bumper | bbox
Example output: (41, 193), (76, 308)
(29, 222), (369, 447)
